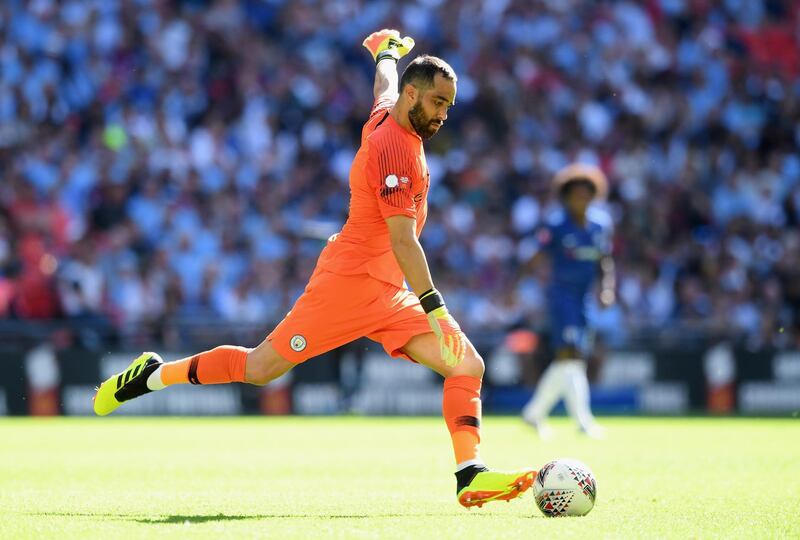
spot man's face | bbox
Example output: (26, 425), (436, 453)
(408, 73), (456, 140)
(563, 181), (595, 217)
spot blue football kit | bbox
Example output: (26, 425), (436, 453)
(537, 209), (611, 356)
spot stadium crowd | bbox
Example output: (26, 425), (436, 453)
(0, 0), (798, 350)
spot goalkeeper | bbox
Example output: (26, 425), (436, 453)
(93, 29), (536, 509)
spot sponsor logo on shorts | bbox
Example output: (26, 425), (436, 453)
(384, 174), (399, 188)
(290, 335), (307, 352)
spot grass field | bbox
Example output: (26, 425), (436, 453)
(1, 416), (798, 539)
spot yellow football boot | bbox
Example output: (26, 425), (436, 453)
(93, 352), (163, 416)
(457, 468), (537, 509)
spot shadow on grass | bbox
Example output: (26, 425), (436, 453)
(30, 511), (482, 523)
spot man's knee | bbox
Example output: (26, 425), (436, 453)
(245, 340), (294, 386)
(449, 350), (485, 379)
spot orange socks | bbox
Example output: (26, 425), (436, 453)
(160, 345), (249, 386)
(443, 375), (483, 466)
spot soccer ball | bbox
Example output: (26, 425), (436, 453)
(533, 458), (597, 517)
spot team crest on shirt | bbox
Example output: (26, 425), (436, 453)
(290, 335), (307, 352)
(385, 174), (399, 188)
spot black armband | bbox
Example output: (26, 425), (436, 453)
(418, 288), (445, 314)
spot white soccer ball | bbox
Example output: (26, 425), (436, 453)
(533, 458), (597, 517)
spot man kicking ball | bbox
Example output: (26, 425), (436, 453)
(94, 29), (536, 509)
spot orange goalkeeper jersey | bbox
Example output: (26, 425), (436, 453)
(317, 97), (430, 288)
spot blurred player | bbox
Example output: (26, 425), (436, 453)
(521, 164), (615, 439)
(94, 29), (535, 508)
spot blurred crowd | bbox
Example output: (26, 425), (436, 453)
(0, 0), (798, 349)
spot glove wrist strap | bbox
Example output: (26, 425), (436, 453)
(418, 288), (445, 314)
(375, 50), (399, 64)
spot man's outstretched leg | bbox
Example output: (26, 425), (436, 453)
(93, 340), (294, 415)
(402, 333), (536, 508)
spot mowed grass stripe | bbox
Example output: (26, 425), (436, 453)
(0, 417), (797, 539)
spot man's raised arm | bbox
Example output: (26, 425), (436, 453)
(362, 29), (415, 102)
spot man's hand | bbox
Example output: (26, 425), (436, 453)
(598, 288), (615, 309)
(598, 256), (616, 309)
(363, 29), (415, 64)
(420, 289), (466, 367)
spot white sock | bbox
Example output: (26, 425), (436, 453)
(146, 365), (166, 391)
(523, 361), (564, 422)
(456, 459), (485, 472)
(561, 361), (595, 429)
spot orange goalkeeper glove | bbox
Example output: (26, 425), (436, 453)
(362, 29), (415, 64)
(419, 288), (466, 368)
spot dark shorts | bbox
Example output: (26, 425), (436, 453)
(548, 288), (593, 356)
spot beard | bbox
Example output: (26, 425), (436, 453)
(408, 102), (442, 140)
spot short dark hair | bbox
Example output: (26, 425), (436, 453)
(399, 55), (457, 91)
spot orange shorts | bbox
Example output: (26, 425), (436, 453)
(268, 268), (432, 363)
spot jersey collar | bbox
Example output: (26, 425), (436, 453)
(564, 209), (590, 231)
(388, 113), (422, 142)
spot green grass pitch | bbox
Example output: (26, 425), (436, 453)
(1, 416), (798, 539)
